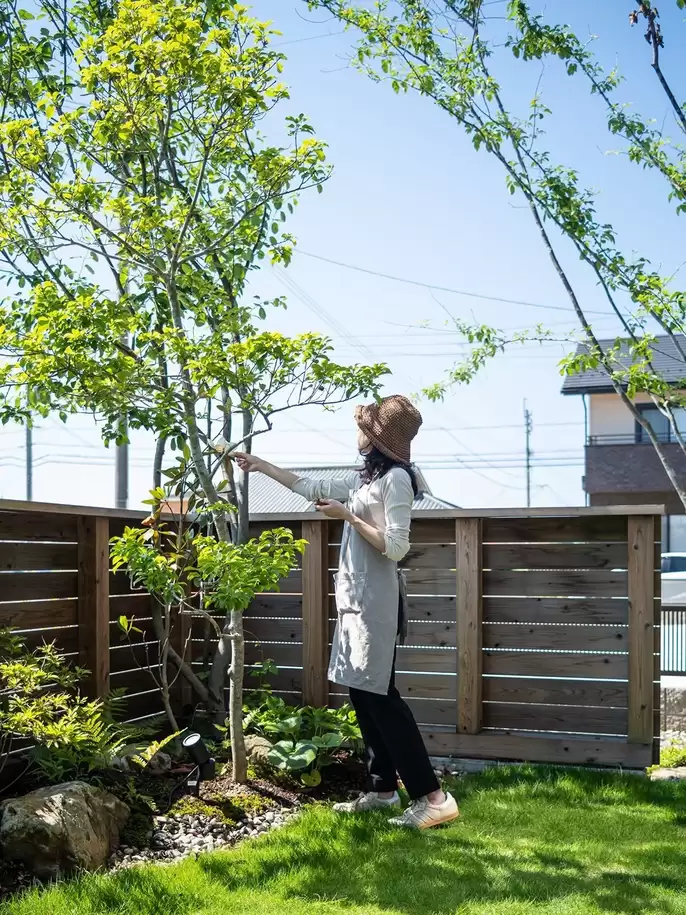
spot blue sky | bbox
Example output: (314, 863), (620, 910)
(1, 0), (684, 509)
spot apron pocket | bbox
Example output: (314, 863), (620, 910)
(334, 572), (366, 614)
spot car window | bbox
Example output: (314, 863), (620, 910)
(669, 556), (686, 573)
(662, 557), (671, 573)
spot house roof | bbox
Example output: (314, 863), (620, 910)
(561, 334), (686, 395)
(247, 466), (457, 514)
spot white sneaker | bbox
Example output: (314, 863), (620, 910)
(388, 791), (459, 830)
(333, 791), (401, 813)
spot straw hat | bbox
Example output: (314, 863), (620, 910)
(354, 395), (422, 464)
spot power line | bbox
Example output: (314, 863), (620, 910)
(298, 249), (617, 318)
(273, 266), (377, 361)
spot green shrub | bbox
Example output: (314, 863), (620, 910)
(0, 628), (146, 784)
(660, 741), (686, 769)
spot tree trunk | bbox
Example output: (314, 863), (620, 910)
(228, 611), (247, 782)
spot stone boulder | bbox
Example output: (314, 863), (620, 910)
(245, 735), (273, 766)
(0, 781), (130, 878)
(110, 743), (172, 776)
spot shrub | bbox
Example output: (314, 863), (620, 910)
(0, 628), (145, 784)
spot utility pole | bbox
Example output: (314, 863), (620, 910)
(115, 414), (128, 509)
(114, 216), (129, 510)
(25, 423), (33, 501)
(524, 400), (533, 508)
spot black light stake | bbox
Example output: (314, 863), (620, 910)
(182, 732), (216, 782)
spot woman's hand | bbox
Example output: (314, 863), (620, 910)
(314, 499), (351, 520)
(231, 452), (263, 473)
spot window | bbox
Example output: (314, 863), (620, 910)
(662, 555), (686, 573)
(635, 405), (669, 443)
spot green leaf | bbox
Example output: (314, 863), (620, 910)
(313, 732), (343, 750)
(301, 768), (321, 787)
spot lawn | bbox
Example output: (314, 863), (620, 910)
(4, 767), (686, 915)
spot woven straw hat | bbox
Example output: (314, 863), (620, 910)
(354, 395), (422, 464)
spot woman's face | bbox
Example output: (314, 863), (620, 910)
(357, 428), (371, 454)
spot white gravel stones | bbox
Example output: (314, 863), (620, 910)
(108, 805), (298, 871)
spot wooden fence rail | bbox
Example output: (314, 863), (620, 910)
(0, 499), (663, 768)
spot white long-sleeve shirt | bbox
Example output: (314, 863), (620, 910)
(291, 467), (413, 561)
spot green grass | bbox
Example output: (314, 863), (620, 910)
(4, 767), (686, 915)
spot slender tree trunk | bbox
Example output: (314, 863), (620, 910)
(153, 435), (166, 491)
(159, 602), (180, 732)
(228, 610), (247, 782)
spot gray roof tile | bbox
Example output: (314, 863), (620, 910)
(561, 334), (686, 394)
(248, 466), (456, 513)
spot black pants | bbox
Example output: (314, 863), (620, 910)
(348, 634), (440, 801)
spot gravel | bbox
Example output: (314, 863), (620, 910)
(108, 804), (299, 871)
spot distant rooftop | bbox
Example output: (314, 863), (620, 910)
(561, 334), (686, 395)
(248, 466), (457, 514)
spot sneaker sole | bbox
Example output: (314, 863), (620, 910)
(390, 808), (460, 830)
(419, 808), (460, 830)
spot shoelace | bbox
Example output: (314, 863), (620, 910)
(400, 799), (429, 822)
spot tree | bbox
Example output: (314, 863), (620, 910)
(0, 0), (387, 780)
(306, 0), (686, 508)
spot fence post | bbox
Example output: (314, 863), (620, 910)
(627, 515), (655, 745)
(456, 517), (483, 734)
(77, 516), (111, 699)
(302, 518), (329, 707)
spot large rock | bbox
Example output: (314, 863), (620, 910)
(110, 743), (172, 776)
(245, 735), (272, 766)
(0, 781), (130, 878)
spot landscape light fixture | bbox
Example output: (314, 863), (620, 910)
(182, 732), (216, 782)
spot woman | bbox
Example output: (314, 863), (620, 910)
(233, 394), (458, 830)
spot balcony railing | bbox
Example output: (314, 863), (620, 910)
(587, 433), (681, 446)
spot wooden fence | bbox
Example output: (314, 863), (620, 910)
(0, 500), (663, 768)
(242, 508), (663, 769)
(0, 500), (166, 725)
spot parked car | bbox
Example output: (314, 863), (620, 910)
(661, 552), (686, 606)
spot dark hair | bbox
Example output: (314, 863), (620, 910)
(359, 446), (419, 497)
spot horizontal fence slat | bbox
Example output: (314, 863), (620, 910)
(482, 702), (628, 736)
(247, 595), (303, 617)
(421, 730), (653, 768)
(483, 543), (629, 571)
(483, 678), (629, 708)
(484, 571), (627, 598)
(403, 570), (458, 596)
(483, 598), (629, 625)
(249, 521), (303, 540)
(110, 668), (161, 694)
(404, 698), (456, 725)
(483, 624), (628, 652)
(483, 516), (629, 543)
(120, 692), (167, 723)
(245, 642), (302, 668)
(110, 641), (160, 674)
(108, 592), (153, 620)
(242, 668), (303, 694)
(327, 595), (457, 622)
(0, 511), (78, 542)
(0, 598), (78, 629)
(483, 651), (628, 679)
(328, 619), (458, 647)
(0, 543), (79, 572)
(242, 618), (303, 642)
(0, 572), (78, 602)
(395, 647), (456, 674)
(408, 519), (458, 544)
(19, 626), (79, 655)
(395, 672), (456, 700)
